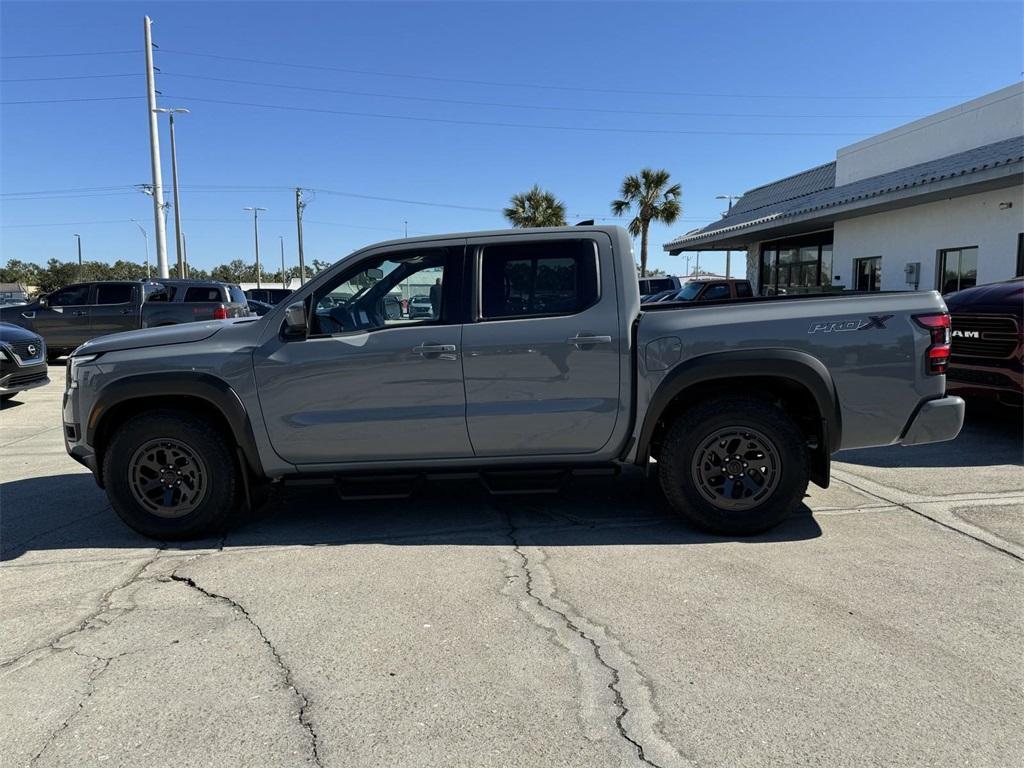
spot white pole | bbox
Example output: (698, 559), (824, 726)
(144, 16), (169, 279)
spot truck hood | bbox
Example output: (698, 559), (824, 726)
(944, 278), (1024, 318)
(74, 321), (227, 356)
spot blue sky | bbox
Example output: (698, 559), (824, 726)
(2, 1), (1021, 276)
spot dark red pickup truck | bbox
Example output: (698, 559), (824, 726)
(944, 277), (1023, 407)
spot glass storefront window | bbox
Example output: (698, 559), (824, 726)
(854, 256), (881, 291)
(758, 235), (834, 295)
(938, 247), (978, 294)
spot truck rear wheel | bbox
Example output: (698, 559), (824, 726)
(103, 410), (240, 540)
(658, 397), (808, 535)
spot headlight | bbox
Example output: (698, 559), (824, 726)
(67, 354), (98, 389)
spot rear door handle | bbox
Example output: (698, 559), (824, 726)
(120, 309), (133, 315)
(72, 310), (88, 317)
(413, 343), (457, 360)
(566, 334), (612, 347)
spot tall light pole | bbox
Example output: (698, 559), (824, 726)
(244, 207), (267, 289)
(130, 219), (151, 278)
(715, 194), (742, 278)
(73, 234), (83, 280)
(279, 235), (287, 289)
(143, 16), (169, 278)
(155, 107), (189, 278)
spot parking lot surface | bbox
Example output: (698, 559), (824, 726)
(2, 372), (1022, 767)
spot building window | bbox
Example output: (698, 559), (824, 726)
(938, 247), (978, 294)
(853, 257), (882, 291)
(758, 232), (834, 295)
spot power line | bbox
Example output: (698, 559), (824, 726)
(0, 73), (137, 83)
(0, 185), (137, 197)
(0, 219), (136, 229)
(159, 72), (922, 120)
(0, 49), (141, 60)
(163, 94), (871, 137)
(1, 96), (144, 105)
(158, 48), (956, 101)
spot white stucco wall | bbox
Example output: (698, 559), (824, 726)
(835, 83), (1024, 185)
(832, 186), (1023, 292)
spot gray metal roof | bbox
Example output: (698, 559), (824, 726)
(665, 135), (1024, 252)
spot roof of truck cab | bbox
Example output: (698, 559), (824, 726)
(355, 224), (627, 251)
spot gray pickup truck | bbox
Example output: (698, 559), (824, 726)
(62, 226), (964, 539)
(0, 279), (250, 360)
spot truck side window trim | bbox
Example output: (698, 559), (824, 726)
(474, 239), (601, 322)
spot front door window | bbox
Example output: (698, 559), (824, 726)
(938, 247), (978, 294)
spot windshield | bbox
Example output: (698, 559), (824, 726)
(674, 282), (704, 301)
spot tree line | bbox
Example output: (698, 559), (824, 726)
(503, 167), (682, 277)
(0, 257), (333, 295)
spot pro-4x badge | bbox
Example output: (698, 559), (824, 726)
(808, 314), (894, 334)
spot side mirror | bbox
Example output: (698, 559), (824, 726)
(282, 301), (307, 338)
(37, 295), (48, 307)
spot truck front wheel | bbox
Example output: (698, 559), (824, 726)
(103, 410), (240, 540)
(658, 397), (809, 535)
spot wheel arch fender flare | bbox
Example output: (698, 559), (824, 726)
(635, 348), (842, 463)
(86, 371), (264, 477)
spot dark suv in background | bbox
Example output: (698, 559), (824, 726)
(944, 277), (1023, 407)
(0, 279), (250, 360)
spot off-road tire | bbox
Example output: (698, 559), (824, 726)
(658, 397), (808, 535)
(103, 410), (240, 540)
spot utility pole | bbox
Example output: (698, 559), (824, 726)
(143, 16), (169, 278)
(295, 188), (307, 285)
(130, 219), (151, 278)
(73, 234), (83, 280)
(182, 233), (189, 278)
(279, 235), (287, 289)
(244, 207), (267, 289)
(715, 194), (742, 278)
(156, 107), (189, 278)
(404, 220), (408, 238)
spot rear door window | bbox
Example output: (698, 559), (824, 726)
(94, 284), (135, 305)
(735, 281), (753, 298)
(228, 285), (248, 305)
(183, 286), (224, 303)
(479, 239), (599, 319)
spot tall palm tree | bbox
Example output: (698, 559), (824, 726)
(504, 185), (567, 228)
(611, 168), (682, 277)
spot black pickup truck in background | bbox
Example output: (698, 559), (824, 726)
(0, 279), (251, 360)
(944, 276), (1024, 407)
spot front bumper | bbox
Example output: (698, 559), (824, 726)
(900, 396), (965, 446)
(0, 361), (49, 395)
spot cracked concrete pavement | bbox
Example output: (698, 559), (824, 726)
(2, 375), (1022, 767)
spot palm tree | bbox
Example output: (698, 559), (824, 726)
(504, 185), (567, 228)
(611, 168), (681, 277)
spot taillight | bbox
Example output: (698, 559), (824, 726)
(212, 305), (228, 320)
(914, 313), (950, 375)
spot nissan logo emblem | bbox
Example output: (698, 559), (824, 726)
(26, 344), (37, 357)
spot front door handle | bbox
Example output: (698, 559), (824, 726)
(120, 309), (133, 315)
(566, 334), (612, 347)
(72, 310), (88, 317)
(413, 343), (457, 360)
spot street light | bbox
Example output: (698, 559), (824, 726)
(73, 233), (82, 280)
(154, 107), (190, 278)
(244, 207), (267, 289)
(130, 219), (151, 278)
(715, 194), (742, 278)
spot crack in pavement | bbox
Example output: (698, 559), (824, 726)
(167, 571), (323, 768)
(28, 655), (111, 766)
(502, 506), (691, 768)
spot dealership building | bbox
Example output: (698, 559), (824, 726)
(664, 83), (1024, 295)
